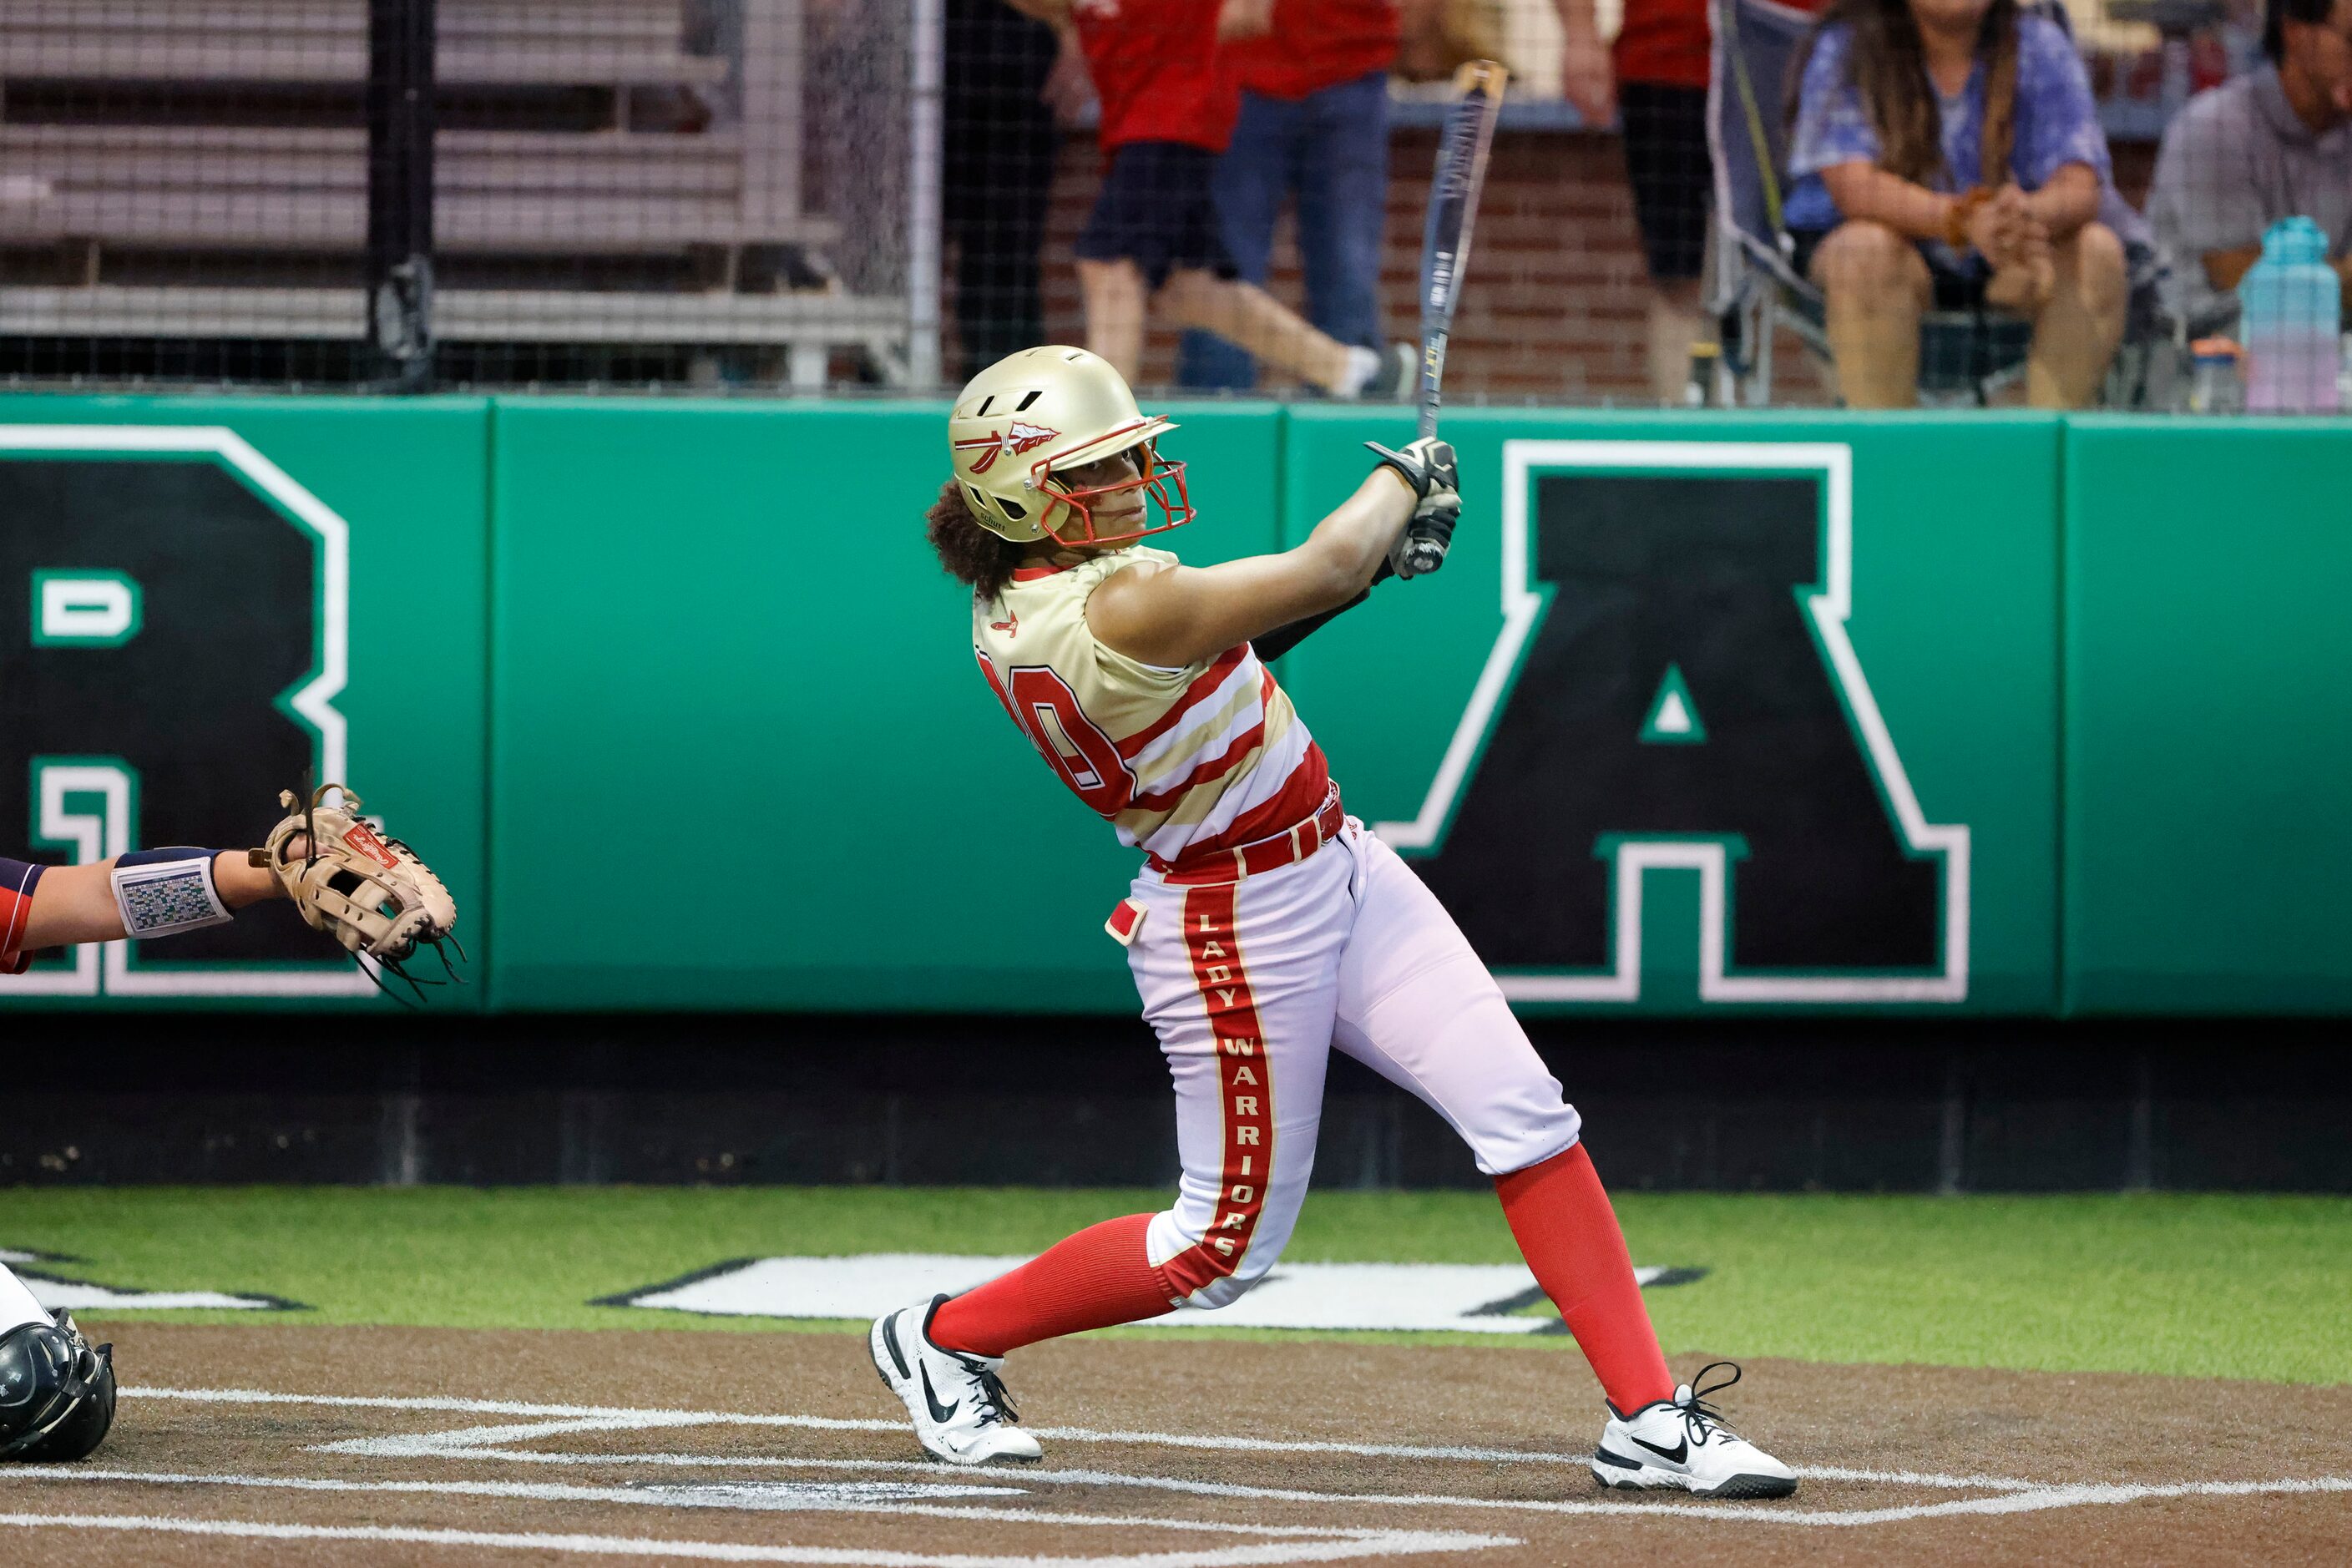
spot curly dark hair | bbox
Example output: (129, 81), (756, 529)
(924, 478), (1026, 601)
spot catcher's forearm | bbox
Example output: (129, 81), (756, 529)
(214, 852), (286, 908)
(23, 850), (281, 950)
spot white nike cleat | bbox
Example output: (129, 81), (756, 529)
(1590, 1362), (1798, 1500)
(869, 1295), (1043, 1466)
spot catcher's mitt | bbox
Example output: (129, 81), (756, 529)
(251, 784), (461, 999)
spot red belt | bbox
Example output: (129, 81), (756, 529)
(1153, 787), (1345, 886)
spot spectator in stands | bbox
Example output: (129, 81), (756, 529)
(1557, 0), (1738, 403)
(2147, 0), (2352, 336)
(946, 0), (1078, 377)
(1004, 0), (1411, 396)
(1785, 0), (2127, 407)
(1176, 0), (1402, 392)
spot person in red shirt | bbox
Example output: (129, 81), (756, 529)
(1177, 0), (1403, 390)
(1005, 0), (1411, 394)
(1558, 0), (1727, 402)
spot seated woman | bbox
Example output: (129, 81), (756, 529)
(1785, 0), (2127, 407)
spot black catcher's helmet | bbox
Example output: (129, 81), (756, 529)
(0, 1313), (115, 1462)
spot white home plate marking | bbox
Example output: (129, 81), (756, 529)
(602, 1256), (1697, 1335)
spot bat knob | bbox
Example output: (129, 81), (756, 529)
(1403, 538), (1449, 576)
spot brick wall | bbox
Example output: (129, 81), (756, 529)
(950, 126), (2158, 407)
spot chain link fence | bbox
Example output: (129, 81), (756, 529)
(0, 0), (927, 391)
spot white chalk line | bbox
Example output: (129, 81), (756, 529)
(0, 1513), (1515, 1568)
(100, 1385), (2352, 1535)
(127, 1387), (1581, 1464)
(13, 1463), (2352, 1540)
(1748, 1476), (2352, 1528)
(322, 1432), (2031, 1498)
(25, 1461), (2351, 1535)
(129, 1385), (2019, 1490)
(314, 1434), (2046, 1519)
(2, 1468), (1455, 1540)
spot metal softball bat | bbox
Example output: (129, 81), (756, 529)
(1399, 58), (1506, 579)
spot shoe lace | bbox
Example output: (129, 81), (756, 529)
(1679, 1360), (1744, 1447)
(952, 1353), (1020, 1425)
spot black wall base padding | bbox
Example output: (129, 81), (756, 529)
(4, 1016), (2348, 1192)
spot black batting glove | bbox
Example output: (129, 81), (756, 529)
(1367, 438), (1461, 579)
(1390, 490), (1461, 579)
(1365, 436), (1459, 503)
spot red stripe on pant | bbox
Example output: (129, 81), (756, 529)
(1159, 880), (1275, 1302)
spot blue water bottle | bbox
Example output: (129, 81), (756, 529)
(2238, 216), (2341, 413)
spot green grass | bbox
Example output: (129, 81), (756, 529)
(6, 1187), (2348, 1384)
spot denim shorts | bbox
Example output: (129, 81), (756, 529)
(1075, 142), (1239, 291)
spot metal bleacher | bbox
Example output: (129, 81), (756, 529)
(0, 0), (913, 387)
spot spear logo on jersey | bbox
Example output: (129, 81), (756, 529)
(953, 421), (1059, 474)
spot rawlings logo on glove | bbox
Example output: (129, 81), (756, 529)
(250, 784), (463, 1002)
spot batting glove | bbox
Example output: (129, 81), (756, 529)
(1365, 436), (1459, 503)
(1390, 491), (1461, 579)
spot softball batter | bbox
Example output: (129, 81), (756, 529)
(873, 346), (1795, 1499)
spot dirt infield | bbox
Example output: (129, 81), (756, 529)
(2, 1324), (2346, 1565)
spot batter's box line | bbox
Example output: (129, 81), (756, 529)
(290, 1437), (2352, 1530)
(309, 1429), (2054, 1516)
(3, 1467), (1495, 1542)
(128, 1386), (2026, 1492)
(20, 1464), (2351, 1540)
(114, 1391), (2352, 1523)
(0, 1469), (1515, 1568)
(0, 1510), (1514, 1567)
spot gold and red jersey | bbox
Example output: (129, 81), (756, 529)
(972, 546), (1331, 873)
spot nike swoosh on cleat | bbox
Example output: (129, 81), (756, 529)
(1629, 1434), (1688, 1464)
(882, 1313), (913, 1383)
(920, 1366), (959, 1425)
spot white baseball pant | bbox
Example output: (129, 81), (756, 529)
(1117, 820), (1581, 1308)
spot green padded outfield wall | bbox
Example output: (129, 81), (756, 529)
(0, 396), (490, 1011)
(487, 398), (1282, 1012)
(3, 398), (2343, 1017)
(1276, 409), (2062, 1014)
(2063, 417), (2352, 1014)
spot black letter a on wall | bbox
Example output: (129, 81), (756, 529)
(1378, 443), (1967, 1004)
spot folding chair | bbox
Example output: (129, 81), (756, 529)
(1706, 0), (2033, 405)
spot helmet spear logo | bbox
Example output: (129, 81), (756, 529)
(954, 420), (1059, 473)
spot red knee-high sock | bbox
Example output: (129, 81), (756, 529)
(927, 1213), (1179, 1358)
(1494, 1142), (1676, 1413)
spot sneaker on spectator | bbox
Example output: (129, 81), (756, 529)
(1337, 343), (1417, 401)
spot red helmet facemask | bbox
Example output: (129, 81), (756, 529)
(1032, 428), (1193, 547)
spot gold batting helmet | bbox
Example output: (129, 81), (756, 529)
(946, 346), (1194, 547)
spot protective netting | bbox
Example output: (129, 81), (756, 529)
(0, 0), (918, 390)
(0, 0), (2340, 407)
